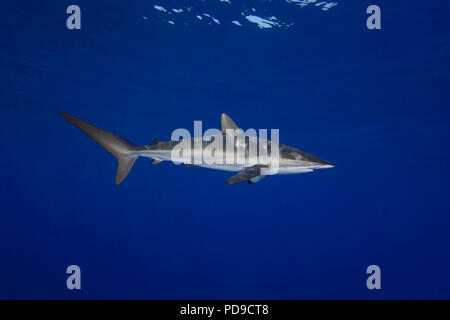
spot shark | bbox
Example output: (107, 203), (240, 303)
(59, 112), (333, 185)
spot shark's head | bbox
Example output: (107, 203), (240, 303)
(279, 144), (334, 169)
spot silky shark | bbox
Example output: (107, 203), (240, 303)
(59, 112), (333, 184)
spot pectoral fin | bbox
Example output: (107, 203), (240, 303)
(226, 166), (262, 185)
(248, 175), (266, 184)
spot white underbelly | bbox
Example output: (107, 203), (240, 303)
(140, 152), (243, 172)
(197, 163), (244, 172)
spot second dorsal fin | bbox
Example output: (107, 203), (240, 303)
(221, 113), (238, 134)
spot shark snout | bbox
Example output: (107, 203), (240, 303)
(303, 155), (334, 168)
(313, 158), (334, 168)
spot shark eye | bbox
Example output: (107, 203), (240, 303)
(281, 149), (296, 160)
(280, 146), (305, 160)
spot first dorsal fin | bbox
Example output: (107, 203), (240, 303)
(151, 138), (159, 145)
(221, 113), (238, 134)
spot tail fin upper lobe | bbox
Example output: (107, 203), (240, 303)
(59, 112), (138, 185)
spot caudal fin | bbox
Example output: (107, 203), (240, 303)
(59, 112), (138, 185)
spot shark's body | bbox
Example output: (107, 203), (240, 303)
(60, 112), (333, 184)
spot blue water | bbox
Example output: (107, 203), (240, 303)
(1, 0), (450, 299)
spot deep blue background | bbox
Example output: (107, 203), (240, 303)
(1, 0), (449, 299)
